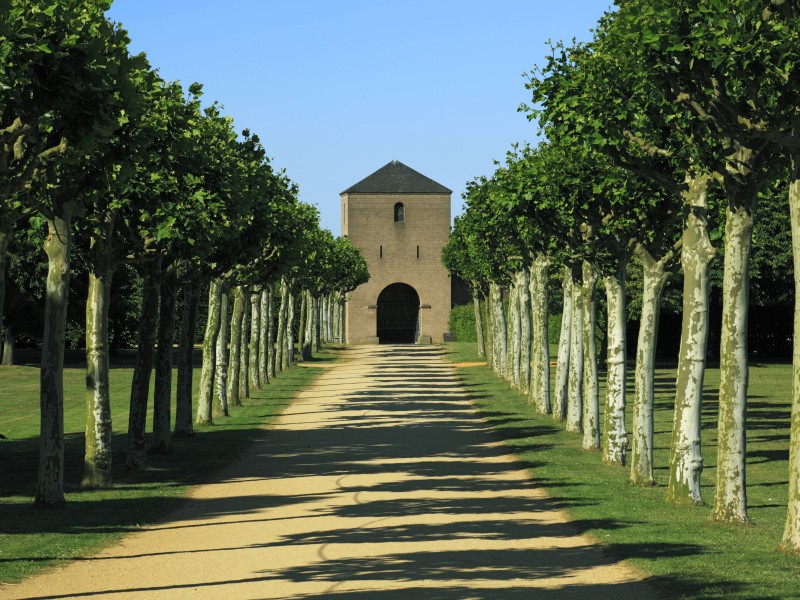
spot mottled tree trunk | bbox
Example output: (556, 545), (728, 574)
(126, 258), (162, 470)
(326, 294), (333, 342)
(240, 290), (251, 398)
(35, 212), (72, 508)
(267, 286), (276, 378)
(714, 158), (761, 523)
(213, 285), (230, 417)
(530, 254), (550, 414)
(286, 289), (295, 368)
(668, 172), (715, 505)
(329, 294), (335, 341)
(485, 290), (495, 371)
(248, 288), (261, 389)
(519, 270), (532, 396)
(602, 260), (628, 465)
(554, 268), (572, 422)
(151, 268), (178, 454)
(259, 288), (270, 384)
(174, 282), (198, 436)
(509, 274), (521, 389)
(490, 283), (507, 378)
(275, 280), (287, 372)
(322, 295), (329, 342)
(334, 292), (342, 341)
(630, 246), (671, 486)
(567, 266), (584, 434)
(0, 226), (12, 366)
(297, 290), (307, 360)
(581, 261), (600, 451)
(472, 283), (485, 357)
(227, 287), (244, 407)
(83, 241), (114, 487)
(782, 155), (800, 552)
(2, 325), (14, 366)
(303, 290), (313, 359)
(195, 279), (222, 426)
(314, 290), (321, 352)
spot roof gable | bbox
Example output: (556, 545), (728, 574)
(341, 160), (452, 195)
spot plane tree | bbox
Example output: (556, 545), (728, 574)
(442, 213), (493, 357)
(0, 0), (138, 507)
(525, 20), (713, 492)
(609, 0), (800, 525)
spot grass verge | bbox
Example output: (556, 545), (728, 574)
(444, 342), (800, 600)
(0, 346), (339, 585)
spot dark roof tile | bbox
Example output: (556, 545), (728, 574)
(341, 160), (451, 195)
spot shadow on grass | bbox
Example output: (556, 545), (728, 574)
(3, 345), (770, 599)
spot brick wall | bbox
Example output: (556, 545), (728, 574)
(343, 192), (451, 343)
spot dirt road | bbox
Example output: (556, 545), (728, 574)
(7, 345), (657, 599)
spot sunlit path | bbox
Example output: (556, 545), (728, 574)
(9, 346), (656, 599)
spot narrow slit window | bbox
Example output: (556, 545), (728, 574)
(380, 245), (383, 258)
(416, 245), (420, 259)
(394, 202), (404, 222)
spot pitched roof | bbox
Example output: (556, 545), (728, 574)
(341, 160), (452, 195)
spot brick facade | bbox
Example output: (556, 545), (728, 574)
(342, 164), (451, 344)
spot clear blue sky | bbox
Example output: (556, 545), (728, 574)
(106, 1), (610, 236)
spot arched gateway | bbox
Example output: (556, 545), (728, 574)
(377, 283), (419, 343)
(341, 160), (452, 344)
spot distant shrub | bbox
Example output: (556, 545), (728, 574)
(449, 303), (477, 342)
(451, 301), (563, 345)
(548, 313), (561, 345)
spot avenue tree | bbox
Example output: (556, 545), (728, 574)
(1, 0), (137, 507)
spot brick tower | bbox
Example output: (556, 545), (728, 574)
(341, 160), (451, 344)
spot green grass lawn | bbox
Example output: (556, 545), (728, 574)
(0, 347), (338, 585)
(444, 342), (800, 600)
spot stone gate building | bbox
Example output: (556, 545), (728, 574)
(341, 160), (451, 344)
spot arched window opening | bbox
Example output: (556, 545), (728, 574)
(394, 202), (404, 223)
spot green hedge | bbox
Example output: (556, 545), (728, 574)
(449, 303), (478, 342)
(450, 302), (563, 345)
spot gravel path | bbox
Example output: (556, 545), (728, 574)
(7, 345), (657, 599)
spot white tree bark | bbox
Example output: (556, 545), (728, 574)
(259, 288), (270, 384)
(472, 285), (486, 357)
(567, 266), (584, 433)
(509, 273), (522, 389)
(485, 290), (495, 371)
(240, 290), (251, 398)
(602, 261), (628, 465)
(275, 281), (286, 370)
(249, 287), (261, 389)
(782, 156), (800, 552)
(714, 192), (756, 522)
(303, 291), (314, 358)
(668, 172), (715, 505)
(530, 254), (551, 414)
(214, 285), (229, 417)
(554, 267), (572, 421)
(490, 283), (505, 376)
(227, 287), (244, 407)
(286, 289), (295, 367)
(83, 257), (113, 487)
(267, 285), (276, 378)
(519, 270), (532, 396)
(581, 261), (600, 451)
(196, 279), (221, 425)
(630, 246), (671, 486)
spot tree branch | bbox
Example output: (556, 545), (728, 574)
(623, 130), (673, 158)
